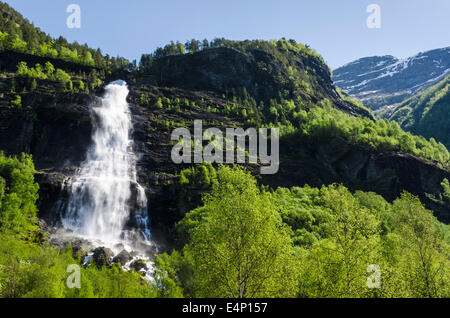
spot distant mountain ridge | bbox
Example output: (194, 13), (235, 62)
(332, 47), (450, 110)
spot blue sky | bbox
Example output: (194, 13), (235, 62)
(4, 0), (450, 68)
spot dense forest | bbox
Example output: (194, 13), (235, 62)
(0, 1), (449, 299)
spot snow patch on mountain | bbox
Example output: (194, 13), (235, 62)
(332, 47), (450, 110)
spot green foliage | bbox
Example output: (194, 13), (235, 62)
(268, 186), (331, 247)
(139, 93), (150, 107)
(0, 235), (74, 298)
(293, 103), (450, 165)
(77, 80), (85, 92)
(178, 163), (217, 190)
(39, 41), (58, 59)
(177, 166), (300, 298)
(152, 41), (186, 59)
(0, 234), (157, 298)
(53, 68), (72, 88)
(10, 36), (27, 52)
(300, 185), (380, 297)
(153, 253), (184, 298)
(391, 193), (450, 297)
(16, 62), (47, 79)
(44, 61), (55, 77)
(0, 31), (8, 49)
(266, 182), (450, 298)
(441, 178), (450, 203)
(10, 95), (22, 109)
(171, 166), (445, 298)
(387, 75), (450, 150)
(0, 153), (38, 234)
(70, 264), (156, 298)
(15, 61), (73, 90)
(168, 166), (450, 298)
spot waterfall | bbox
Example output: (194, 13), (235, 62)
(61, 80), (150, 250)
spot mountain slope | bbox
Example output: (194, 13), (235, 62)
(0, 1), (448, 236)
(332, 47), (450, 110)
(382, 75), (450, 149)
(136, 38), (373, 119)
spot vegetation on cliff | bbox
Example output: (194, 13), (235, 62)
(385, 75), (450, 150)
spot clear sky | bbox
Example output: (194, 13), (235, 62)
(3, 0), (450, 69)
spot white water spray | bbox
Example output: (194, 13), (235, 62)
(61, 81), (150, 251)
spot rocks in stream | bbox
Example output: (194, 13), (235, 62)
(92, 247), (114, 268)
(48, 233), (94, 261)
(130, 259), (148, 272)
(71, 239), (94, 261)
(46, 229), (153, 272)
(112, 250), (132, 266)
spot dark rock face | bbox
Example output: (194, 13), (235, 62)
(0, 80), (97, 222)
(92, 247), (114, 268)
(130, 259), (148, 272)
(112, 250), (132, 266)
(333, 47), (450, 110)
(0, 79), (96, 171)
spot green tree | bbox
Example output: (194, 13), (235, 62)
(0, 31), (9, 49)
(154, 98), (163, 109)
(183, 166), (300, 298)
(44, 62), (55, 77)
(10, 36), (27, 52)
(441, 178), (450, 203)
(30, 78), (37, 91)
(392, 192), (450, 297)
(16, 61), (30, 77)
(53, 69), (72, 90)
(153, 253), (184, 298)
(0, 153), (39, 234)
(185, 39), (200, 53)
(139, 54), (153, 72)
(10, 95), (22, 109)
(299, 184), (381, 297)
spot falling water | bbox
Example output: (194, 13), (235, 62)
(61, 80), (151, 251)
